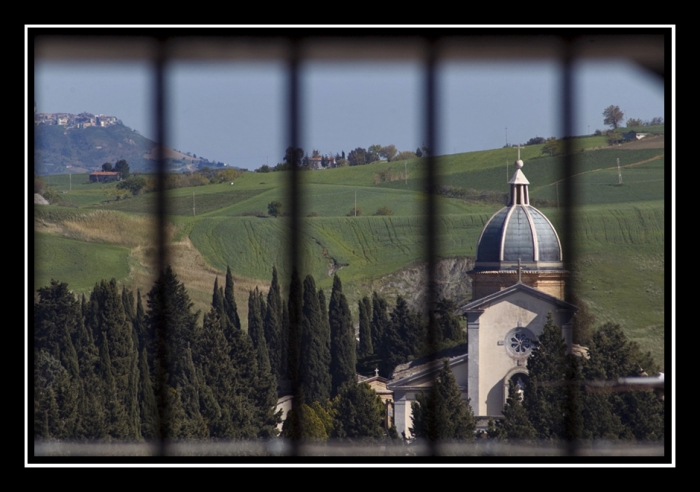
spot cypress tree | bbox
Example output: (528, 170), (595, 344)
(280, 299), (289, 380)
(99, 332), (127, 439)
(138, 347), (159, 440)
(300, 274), (331, 404)
(497, 380), (536, 441)
(35, 280), (82, 363)
(328, 275), (356, 397)
(224, 265), (241, 330)
(264, 266), (283, 381)
(94, 279), (141, 439)
(175, 345), (209, 438)
(248, 288), (266, 357)
(357, 296), (373, 358)
(436, 298), (464, 344)
(379, 296), (417, 377)
(146, 266), (201, 440)
(371, 292), (388, 357)
(287, 270), (303, 382)
(250, 288), (282, 437)
(199, 307), (256, 438)
(212, 277), (224, 316)
(122, 286), (136, 323)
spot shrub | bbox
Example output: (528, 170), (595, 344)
(374, 206), (393, 216)
(268, 201), (283, 217)
(307, 211), (320, 217)
(347, 207), (362, 217)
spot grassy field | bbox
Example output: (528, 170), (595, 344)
(34, 231), (132, 293)
(33, 134), (667, 367)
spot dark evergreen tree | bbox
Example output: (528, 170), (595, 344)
(328, 275), (356, 397)
(300, 274), (332, 404)
(224, 265), (241, 330)
(280, 299), (289, 381)
(379, 296), (421, 376)
(332, 382), (385, 440)
(121, 286), (136, 323)
(137, 347), (159, 440)
(264, 266), (284, 381)
(287, 270), (303, 382)
(435, 298), (465, 344)
(174, 345), (209, 438)
(496, 380), (536, 441)
(357, 296), (373, 358)
(34, 349), (79, 440)
(35, 280), (82, 365)
(146, 266), (202, 440)
(98, 332), (127, 439)
(73, 308), (107, 439)
(80, 279), (141, 439)
(410, 360), (475, 442)
(583, 323), (664, 441)
(523, 312), (567, 440)
(199, 308), (254, 438)
(371, 292), (389, 355)
(133, 289), (147, 353)
(248, 289), (269, 368)
(281, 401), (328, 442)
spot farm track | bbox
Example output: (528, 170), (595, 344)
(544, 153), (664, 187)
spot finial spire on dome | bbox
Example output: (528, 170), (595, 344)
(515, 144), (524, 169)
(509, 146), (529, 205)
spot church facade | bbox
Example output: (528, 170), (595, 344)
(388, 151), (577, 437)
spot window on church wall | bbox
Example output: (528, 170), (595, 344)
(31, 30), (667, 457)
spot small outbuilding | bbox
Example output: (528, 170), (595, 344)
(89, 171), (120, 183)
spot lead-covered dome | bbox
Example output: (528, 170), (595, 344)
(473, 154), (563, 272)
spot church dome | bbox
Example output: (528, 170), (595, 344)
(473, 152), (563, 272)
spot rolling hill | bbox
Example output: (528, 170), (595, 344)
(32, 133), (667, 367)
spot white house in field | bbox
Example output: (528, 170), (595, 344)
(387, 150), (577, 437)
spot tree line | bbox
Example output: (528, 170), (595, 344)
(34, 265), (462, 443)
(256, 144), (430, 173)
(34, 267), (278, 441)
(491, 314), (664, 443)
(34, 265), (663, 444)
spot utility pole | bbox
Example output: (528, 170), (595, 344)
(193, 192), (196, 216)
(69, 172), (71, 191)
(617, 157), (622, 185)
(404, 161), (408, 185)
(354, 191), (357, 217)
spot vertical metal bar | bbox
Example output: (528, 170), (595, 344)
(424, 39), (439, 456)
(154, 36), (170, 457)
(560, 36), (581, 455)
(286, 39), (301, 456)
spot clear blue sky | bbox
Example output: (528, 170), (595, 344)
(34, 57), (664, 171)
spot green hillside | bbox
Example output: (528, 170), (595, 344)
(33, 134), (667, 367)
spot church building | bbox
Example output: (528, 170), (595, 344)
(388, 150), (578, 437)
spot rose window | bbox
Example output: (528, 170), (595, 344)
(504, 328), (536, 359)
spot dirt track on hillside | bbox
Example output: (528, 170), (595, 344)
(617, 135), (665, 150)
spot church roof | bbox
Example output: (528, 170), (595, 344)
(387, 343), (468, 387)
(473, 152), (563, 271)
(456, 281), (578, 315)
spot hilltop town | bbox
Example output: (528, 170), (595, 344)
(34, 111), (121, 130)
